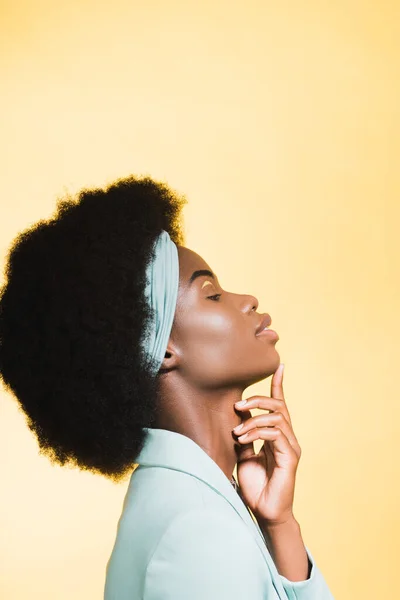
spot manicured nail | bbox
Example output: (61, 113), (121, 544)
(233, 423), (244, 432)
(235, 399), (246, 406)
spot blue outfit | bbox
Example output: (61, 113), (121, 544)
(104, 427), (335, 599)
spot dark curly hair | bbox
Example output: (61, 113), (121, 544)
(0, 174), (187, 483)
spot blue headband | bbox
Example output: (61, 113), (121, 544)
(140, 230), (179, 375)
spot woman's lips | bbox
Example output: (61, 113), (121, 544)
(256, 328), (279, 340)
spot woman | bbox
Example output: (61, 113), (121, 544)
(0, 175), (335, 599)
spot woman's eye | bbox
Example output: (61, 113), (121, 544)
(207, 294), (221, 301)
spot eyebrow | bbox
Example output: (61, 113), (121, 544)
(188, 269), (215, 286)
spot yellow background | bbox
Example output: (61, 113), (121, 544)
(1, 1), (399, 598)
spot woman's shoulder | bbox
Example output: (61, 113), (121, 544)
(105, 467), (270, 600)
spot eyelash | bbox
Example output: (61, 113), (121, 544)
(207, 294), (222, 301)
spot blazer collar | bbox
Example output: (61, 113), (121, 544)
(135, 427), (287, 600)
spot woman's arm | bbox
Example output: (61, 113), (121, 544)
(259, 516), (336, 600)
(260, 515), (310, 581)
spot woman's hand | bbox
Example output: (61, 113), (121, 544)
(232, 364), (302, 527)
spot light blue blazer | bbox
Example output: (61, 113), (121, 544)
(104, 428), (335, 599)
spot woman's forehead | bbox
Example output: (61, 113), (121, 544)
(177, 245), (211, 283)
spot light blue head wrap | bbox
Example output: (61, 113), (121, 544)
(140, 230), (179, 375)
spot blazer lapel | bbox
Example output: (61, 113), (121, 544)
(136, 428), (288, 600)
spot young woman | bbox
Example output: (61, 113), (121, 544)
(0, 175), (335, 599)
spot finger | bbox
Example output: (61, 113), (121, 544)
(235, 395), (292, 427)
(245, 427), (298, 469)
(235, 414), (301, 457)
(235, 396), (282, 411)
(235, 438), (256, 463)
(271, 363), (285, 401)
(234, 412), (290, 439)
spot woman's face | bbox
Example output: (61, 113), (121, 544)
(163, 245), (280, 390)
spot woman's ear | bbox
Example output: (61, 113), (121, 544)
(160, 343), (179, 371)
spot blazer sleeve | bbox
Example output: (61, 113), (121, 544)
(143, 507), (270, 600)
(278, 545), (336, 600)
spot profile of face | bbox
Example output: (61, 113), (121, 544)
(160, 245), (281, 391)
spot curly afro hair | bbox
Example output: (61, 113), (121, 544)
(0, 174), (187, 483)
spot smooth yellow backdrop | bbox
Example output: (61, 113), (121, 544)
(1, 1), (399, 598)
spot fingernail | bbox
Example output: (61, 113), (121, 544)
(235, 399), (246, 406)
(280, 363), (285, 370)
(233, 423), (244, 432)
